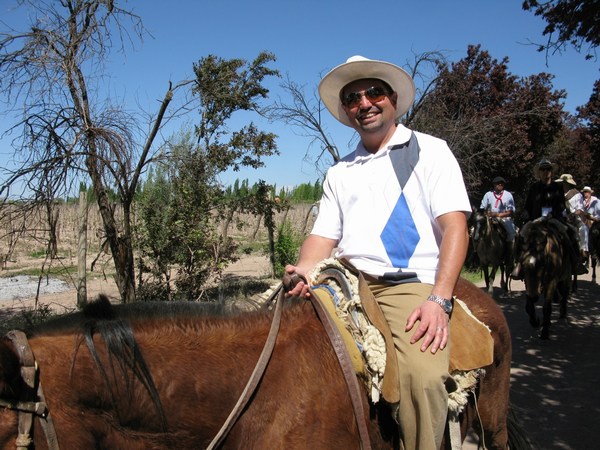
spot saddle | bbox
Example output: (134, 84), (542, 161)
(310, 259), (494, 406)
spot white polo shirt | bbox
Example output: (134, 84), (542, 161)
(312, 125), (471, 284)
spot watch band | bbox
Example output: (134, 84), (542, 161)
(427, 294), (451, 304)
(427, 294), (453, 313)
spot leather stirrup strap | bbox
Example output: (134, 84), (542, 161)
(307, 285), (372, 450)
(207, 286), (285, 450)
(357, 273), (401, 404)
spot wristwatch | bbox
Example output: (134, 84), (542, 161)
(427, 294), (453, 314)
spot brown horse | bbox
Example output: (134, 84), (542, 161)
(471, 209), (513, 294)
(0, 278), (516, 449)
(517, 218), (574, 339)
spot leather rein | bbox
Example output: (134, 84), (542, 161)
(207, 271), (372, 450)
(0, 330), (60, 450)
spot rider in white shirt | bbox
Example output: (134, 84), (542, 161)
(479, 176), (517, 243)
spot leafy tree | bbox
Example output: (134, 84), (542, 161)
(412, 45), (566, 212)
(576, 80), (600, 188)
(522, 0), (600, 59)
(136, 163), (175, 300)
(136, 54), (279, 300)
(286, 180), (323, 203)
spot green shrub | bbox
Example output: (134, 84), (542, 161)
(273, 220), (301, 277)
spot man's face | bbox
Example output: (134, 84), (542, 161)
(539, 166), (552, 182)
(340, 78), (397, 133)
(494, 182), (504, 192)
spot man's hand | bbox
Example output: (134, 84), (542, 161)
(283, 265), (312, 298)
(405, 301), (449, 353)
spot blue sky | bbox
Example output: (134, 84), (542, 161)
(1, 0), (598, 192)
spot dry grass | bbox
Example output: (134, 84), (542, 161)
(0, 201), (316, 276)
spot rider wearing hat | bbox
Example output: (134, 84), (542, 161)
(582, 186), (600, 226)
(285, 55), (471, 449)
(480, 176), (517, 243)
(512, 159), (585, 279)
(556, 174), (589, 271)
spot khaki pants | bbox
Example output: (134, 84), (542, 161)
(368, 281), (449, 450)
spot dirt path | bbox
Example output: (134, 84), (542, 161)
(1, 257), (597, 448)
(464, 270), (600, 449)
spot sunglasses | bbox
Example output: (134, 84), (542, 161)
(539, 167), (552, 172)
(341, 86), (389, 108)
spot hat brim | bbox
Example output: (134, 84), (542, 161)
(555, 179), (577, 186)
(318, 58), (416, 128)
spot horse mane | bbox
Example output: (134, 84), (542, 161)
(28, 295), (236, 337)
(28, 295), (243, 433)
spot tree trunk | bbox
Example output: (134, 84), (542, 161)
(77, 191), (88, 307)
(87, 162), (136, 303)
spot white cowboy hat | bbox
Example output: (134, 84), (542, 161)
(555, 173), (577, 186)
(532, 158), (558, 180)
(318, 55), (416, 128)
(582, 186), (594, 193)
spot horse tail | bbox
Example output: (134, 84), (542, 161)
(506, 403), (533, 450)
(79, 295), (167, 431)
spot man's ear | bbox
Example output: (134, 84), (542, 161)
(390, 92), (398, 108)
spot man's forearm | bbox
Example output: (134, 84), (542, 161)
(295, 234), (338, 274)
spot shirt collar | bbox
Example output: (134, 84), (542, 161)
(348, 125), (412, 165)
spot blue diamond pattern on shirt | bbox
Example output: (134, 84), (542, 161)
(380, 133), (421, 268)
(380, 192), (420, 267)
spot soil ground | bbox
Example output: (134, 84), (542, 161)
(1, 256), (598, 449)
(462, 268), (600, 450)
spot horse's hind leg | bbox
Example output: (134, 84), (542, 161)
(541, 294), (553, 340)
(485, 266), (495, 295)
(525, 296), (539, 328)
(499, 264), (507, 292)
(558, 281), (569, 319)
(483, 266), (492, 293)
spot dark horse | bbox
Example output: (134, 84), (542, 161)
(588, 221), (600, 280)
(517, 218), (574, 339)
(472, 209), (514, 295)
(0, 278), (516, 449)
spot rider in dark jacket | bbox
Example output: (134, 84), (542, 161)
(524, 173), (565, 221)
(511, 158), (585, 279)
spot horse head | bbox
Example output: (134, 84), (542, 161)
(472, 209), (487, 242)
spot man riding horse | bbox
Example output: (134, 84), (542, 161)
(511, 158), (584, 280)
(555, 173), (589, 273)
(479, 176), (517, 267)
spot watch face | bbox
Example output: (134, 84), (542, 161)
(443, 301), (453, 314)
